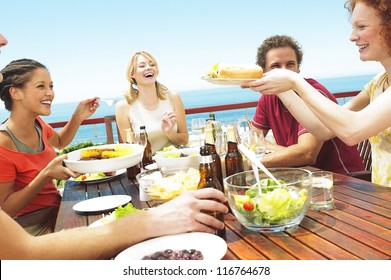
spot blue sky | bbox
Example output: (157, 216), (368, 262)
(0, 0), (383, 106)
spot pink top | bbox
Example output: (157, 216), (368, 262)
(0, 117), (61, 216)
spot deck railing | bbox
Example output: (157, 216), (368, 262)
(49, 90), (360, 145)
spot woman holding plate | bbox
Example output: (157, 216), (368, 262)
(0, 57), (99, 235)
(242, 0), (391, 187)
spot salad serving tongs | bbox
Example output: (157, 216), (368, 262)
(238, 143), (282, 187)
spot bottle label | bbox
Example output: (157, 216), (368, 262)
(200, 155), (213, 164)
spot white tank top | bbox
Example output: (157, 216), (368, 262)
(128, 98), (177, 154)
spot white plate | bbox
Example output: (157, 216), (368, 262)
(115, 232), (227, 260)
(201, 76), (256, 85)
(63, 143), (144, 173)
(69, 169), (126, 183)
(72, 195), (132, 213)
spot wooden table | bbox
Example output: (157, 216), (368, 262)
(54, 170), (391, 260)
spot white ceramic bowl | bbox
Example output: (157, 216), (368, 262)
(153, 147), (201, 171)
(63, 143), (144, 173)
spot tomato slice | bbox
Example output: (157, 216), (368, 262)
(243, 201), (254, 211)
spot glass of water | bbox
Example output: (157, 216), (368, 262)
(191, 118), (206, 146)
(310, 171), (334, 210)
(191, 118), (206, 136)
(241, 130), (266, 159)
(215, 131), (227, 157)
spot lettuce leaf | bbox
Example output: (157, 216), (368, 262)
(114, 203), (143, 220)
(233, 185), (307, 225)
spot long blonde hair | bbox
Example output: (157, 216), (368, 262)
(124, 51), (168, 105)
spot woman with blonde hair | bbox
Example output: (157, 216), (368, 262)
(115, 51), (188, 154)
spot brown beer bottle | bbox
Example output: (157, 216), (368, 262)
(225, 126), (244, 177)
(125, 128), (141, 179)
(139, 125), (153, 168)
(207, 113), (215, 122)
(197, 146), (226, 239)
(204, 127), (224, 187)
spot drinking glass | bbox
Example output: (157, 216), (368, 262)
(236, 117), (252, 144)
(241, 130), (266, 159)
(191, 118), (206, 136)
(191, 118), (206, 147)
(310, 171), (334, 210)
(124, 128), (136, 144)
(215, 131), (227, 157)
(136, 133), (147, 147)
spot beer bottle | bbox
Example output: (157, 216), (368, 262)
(139, 126), (153, 168)
(206, 113), (216, 130)
(207, 113), (215, 122)
(225, 126), (244, 177)
(125, 128), (140, 179)
(204, 127), (224, 187)
(197, 146), (225, 238)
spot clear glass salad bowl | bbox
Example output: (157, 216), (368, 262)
(224, 168), (312, 232)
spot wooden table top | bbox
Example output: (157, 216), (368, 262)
(54, 169), (391, 260)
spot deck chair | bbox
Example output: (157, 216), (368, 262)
(347, 139), (372, 181)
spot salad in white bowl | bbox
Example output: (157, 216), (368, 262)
(154, 146), (201, 170)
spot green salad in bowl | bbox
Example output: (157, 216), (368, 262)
(154, 146), (201, 170)
(224, 168), (312, 232)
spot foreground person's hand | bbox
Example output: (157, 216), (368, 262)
(0, 186), (228, 260)
(147, 188), (228, 236)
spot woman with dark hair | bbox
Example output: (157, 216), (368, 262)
(0, 57), (100, 235)
(243, 0), (391, 187)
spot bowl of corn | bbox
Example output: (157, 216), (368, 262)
(63, 143), (144, 173)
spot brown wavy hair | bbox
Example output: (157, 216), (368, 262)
(345, 0), (391, 54)
(124, 51), (168, 105)
(0, 59), (47, 111)
(256, 35), (303, 70)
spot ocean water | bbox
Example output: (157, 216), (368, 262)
(0, 74), (375, 146)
